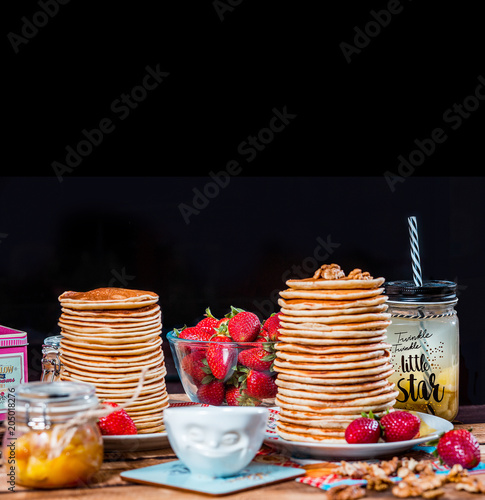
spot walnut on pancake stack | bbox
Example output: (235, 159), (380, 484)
(57, 287), (169, 434)
(274, 264), (399, 443)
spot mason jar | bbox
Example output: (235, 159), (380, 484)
(1, 381), (103, 489)
(41, 335), (63, 382)
(384, 280), (459, 421)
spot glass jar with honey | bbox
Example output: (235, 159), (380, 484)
(1, 381), (103, 489)
(384, 280), (459, 421)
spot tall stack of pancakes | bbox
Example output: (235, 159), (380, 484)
(58, 287), (169, 434)
(274, 264), (399, 443)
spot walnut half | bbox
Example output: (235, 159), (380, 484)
(346, 268), (373, 280)
(313, 264), (345, 280)
(454, 476), (485, 494)
(392, 472), (445, 498)
(322, 484), (366, 500)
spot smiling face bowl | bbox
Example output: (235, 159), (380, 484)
(164, 406), (269, 477)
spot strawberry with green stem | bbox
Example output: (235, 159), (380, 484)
(435, 429), (481, 469)
(196, 307), (220, 334)
(175, 325), (213, 342)
(379, 410), (421, 442)
(223, 307), (261, 342)
(345, 411), (381, 444)
(262, 312), (281, 341)
(225, 385), (262, 406)
(237, 367), (278, 400)
(238, 343), (276, 372)
(196, 379), (225, 405)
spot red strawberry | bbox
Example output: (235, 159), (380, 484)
(196, 379), (225, 405)
(98, 402), (137, 435)
(196, 307), (219, 333)
(345, 417), (381, 444)
(225, 385), (261, 406)
(436, 429), (481, 469)
(206, 337), (237, 380)
(241, 369), (277, 400)
(380, 410), (421, 442)
(227, 310), (261, 342)
(216, 317), (229, 327)
(177, 326), (213, 342)
(238, 345), (275, 371)
(180, 349), (207, 385)
(262, 312), (281, 341)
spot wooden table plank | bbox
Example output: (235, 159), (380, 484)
(1, 400), (484, 499)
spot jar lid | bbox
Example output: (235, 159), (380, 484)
(14, 381), (100, 424)
(43, 335), (63, 347)
(384, 280), (457, 302)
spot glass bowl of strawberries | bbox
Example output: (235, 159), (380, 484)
(167, 307), (280, 406)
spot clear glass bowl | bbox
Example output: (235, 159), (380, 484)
(167, 331), (277, 406)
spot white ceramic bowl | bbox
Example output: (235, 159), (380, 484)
(164, 406), (269, 477)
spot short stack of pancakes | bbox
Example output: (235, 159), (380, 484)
(58, 287), (169, 433)
(274, 264), (399, 443)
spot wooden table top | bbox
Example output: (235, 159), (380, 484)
(1, 396), (484, 499)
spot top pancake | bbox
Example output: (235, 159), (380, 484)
(59, 288), (159, 309)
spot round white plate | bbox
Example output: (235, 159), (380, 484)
(103, 432), (169, 452)
(264, 411), (453, 460)
(101, 401), (208, 451)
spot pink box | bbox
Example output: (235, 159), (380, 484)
(0, 325), (28, 421)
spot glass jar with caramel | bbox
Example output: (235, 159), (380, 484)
(384, 280), (459, 421)
(1, 381), (103, 489)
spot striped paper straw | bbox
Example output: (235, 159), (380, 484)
(408, 216), (423, 286)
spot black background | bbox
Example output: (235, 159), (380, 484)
(2, 1), (484, 404)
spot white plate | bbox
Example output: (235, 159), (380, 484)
(103, 432), (169, 452)
(102, 401), (208, 451)
(264, 410), (453, 460)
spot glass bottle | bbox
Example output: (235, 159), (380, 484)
(1, 380), (103, 489)
(384, 280), (459, 421)
(41, 335), (63, 382)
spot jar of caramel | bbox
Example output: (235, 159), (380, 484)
(2, 381), (103, 489)
(384, 280), (459, 421)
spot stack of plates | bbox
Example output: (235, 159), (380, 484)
(274, 264), (399, 443)
(58, 287), (169, 433)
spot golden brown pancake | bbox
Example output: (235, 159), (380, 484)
(58, 287), (159, 309)
(286, 276), (385, 290)
(278, 296), (388, 310)
(279, 287), (385, 301)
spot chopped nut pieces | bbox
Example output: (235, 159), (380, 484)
(311, 264), (374, 281)
(365, 476), (395, 491)
(392, 471), (444, 498)
(332, 457), (484, 498)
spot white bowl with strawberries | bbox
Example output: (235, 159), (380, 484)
(167, 307), (281, 406)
